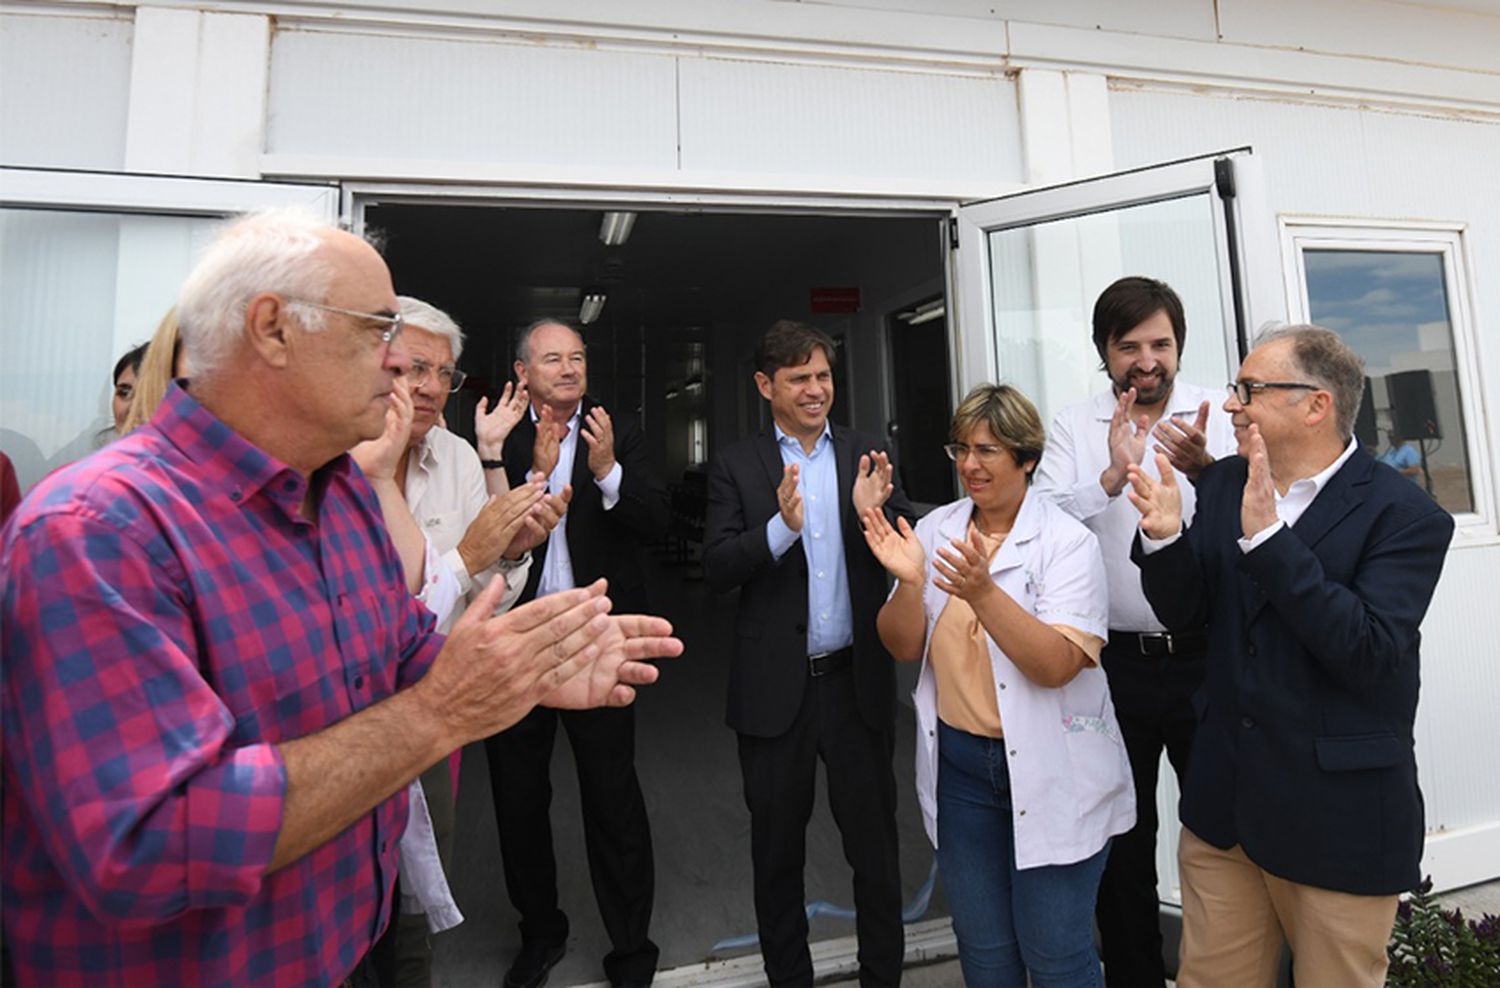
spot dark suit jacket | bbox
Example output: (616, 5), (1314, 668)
(1132, 449), (1453, 895)
(702, 424), (915, 739)
(502, 397), (669, 613)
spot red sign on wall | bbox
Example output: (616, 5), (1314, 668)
(809, 287), (861, 313)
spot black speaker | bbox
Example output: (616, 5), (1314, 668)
(1388, 369), (1441, 441)
(1355, 378), (1378, 449)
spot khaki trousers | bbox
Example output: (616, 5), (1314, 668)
(1177, 826), (1398, 988)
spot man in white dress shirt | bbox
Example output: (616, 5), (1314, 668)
(1032, 276), (1235, 987)
(381, 296), (564, 986)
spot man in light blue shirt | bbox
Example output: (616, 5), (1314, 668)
(704, 319), (915, 987)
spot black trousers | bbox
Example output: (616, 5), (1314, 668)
(1094, 638), (1206, 988)
(485, 704), (659, 984)
(736, 666), (903, 988)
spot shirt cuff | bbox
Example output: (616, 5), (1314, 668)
(596, 462), (623, 510)
(765, 514), (801, 560)
(440, 546), (473, 594)
(185, 741), (286, 908)
(1238, 519), (1285, 554)
(1139, 527), (1183, 555)
(416, 540), (463, 626)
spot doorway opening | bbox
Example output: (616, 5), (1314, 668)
(362, 200), (953, 985)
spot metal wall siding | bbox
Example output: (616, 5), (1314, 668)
(678, 57), (1022, 187)
(0, 13), (132, 171)
(266, 30), (679, 169)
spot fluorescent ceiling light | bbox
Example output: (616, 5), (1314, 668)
(599, 211), (637, 246)
(579, 292), (607, 325)
(901, 299), (946, 325)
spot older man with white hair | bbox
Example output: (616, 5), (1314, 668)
(373, 294), (556, 986)
(0, 208), (681, 988)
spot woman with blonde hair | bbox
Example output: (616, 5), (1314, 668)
(120, 308), (186, 434)
(861, 383), (1133, 987)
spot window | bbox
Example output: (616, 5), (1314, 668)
(1281, 220), (1491, 528)
(0, 168), (336, 495)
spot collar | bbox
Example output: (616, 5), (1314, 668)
(529, 402), (583, 429)
(151, 381), (348, 519)
(1090, 381), (1207, 421)
(773, 419), (833, 449)
(1283, 436), (1359, 499)
(935, 487), (1044, 551)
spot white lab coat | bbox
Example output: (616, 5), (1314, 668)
(909, 492), (1136, 869)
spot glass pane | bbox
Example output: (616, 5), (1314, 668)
(0, 209), (218, 494)
(1304, 250), (1473, 514)
(986, 192), (1232, 427)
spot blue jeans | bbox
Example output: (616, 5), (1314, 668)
(935, 721), (1108, 988)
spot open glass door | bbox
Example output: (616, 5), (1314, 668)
(948, 149), (1286, 910)
(951, 150), (1285, 428)
(0, 168), (336, 493)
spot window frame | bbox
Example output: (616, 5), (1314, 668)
(1279, 216), (1494, 543)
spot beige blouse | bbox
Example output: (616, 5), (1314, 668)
(929, 525), (1103, 739)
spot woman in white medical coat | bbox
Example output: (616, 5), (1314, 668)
(861, 384), (1134, 987)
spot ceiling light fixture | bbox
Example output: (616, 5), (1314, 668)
(901, 298), (946, 326)
(579, 292), (607, 325)
(599, 211), (637, 247)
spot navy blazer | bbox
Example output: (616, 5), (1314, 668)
(1133, 449), (1453, 895)
(703, 424), (915, 739)
(502, 397), (669, 614)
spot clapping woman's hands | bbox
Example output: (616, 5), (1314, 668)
(860, 506), (925, 586)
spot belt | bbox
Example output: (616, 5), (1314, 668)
(1106, 629), (1208, 657)
(809, 646), (853, 677)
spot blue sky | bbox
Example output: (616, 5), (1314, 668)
(1304, 250), (1451, 374)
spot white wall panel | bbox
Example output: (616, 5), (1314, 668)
(124, 9), (269, 178)
(1111, 86), (1500, 887)
(266, 29), (679, 171)
(678, 57), (1021, 188)
(798, 0), (1219, 41)
(1219, 0), (1500, 77)
(0, 12), (132, 170)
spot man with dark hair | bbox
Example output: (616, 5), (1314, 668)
(1033, 276), (1235, 986)
(487, 318), (671, 988)
(1127, 325), (1453, 987)
(704, 319), (914, 987)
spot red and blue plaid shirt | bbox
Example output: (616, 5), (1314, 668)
(1, 383), (444, 987)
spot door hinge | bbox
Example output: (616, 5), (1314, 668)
(947, 215), (960, 250)
(1214, 157), (1236, 201)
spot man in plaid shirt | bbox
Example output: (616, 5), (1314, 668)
(0, 208), (681, 988)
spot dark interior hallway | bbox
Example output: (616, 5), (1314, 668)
(432, 549), (947, 986)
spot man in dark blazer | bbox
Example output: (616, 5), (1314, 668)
(1126, 325), (1454, 988)
(486, 319), (671, 988)
(704, 319), (914, 988)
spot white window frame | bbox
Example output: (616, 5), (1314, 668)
(1279, 217), (1494, 544)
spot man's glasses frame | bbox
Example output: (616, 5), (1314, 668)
(284, 298), (404, 345)
(408, 359), (468, 394)
(1225, 380), (1322, 405)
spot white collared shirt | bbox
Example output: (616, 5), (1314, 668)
(905, 492), (1135, 869)
(402, 425), (528, 632)
(535, 404), (623, 597)
(1237, 437), (1360, 552)
(1139, 437), (1361, 556)
(1033, 381), (1235, 632)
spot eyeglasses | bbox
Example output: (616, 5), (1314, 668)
(1225, 380), (1321, 405)
(943, 442), (1010, 464)
(408, 359), (468, 393)
(285, 298), (404, 345)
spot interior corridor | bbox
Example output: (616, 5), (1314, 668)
(432, 550), (947, 986)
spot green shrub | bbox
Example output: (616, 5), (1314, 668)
(1387, 877), (1500, 987)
